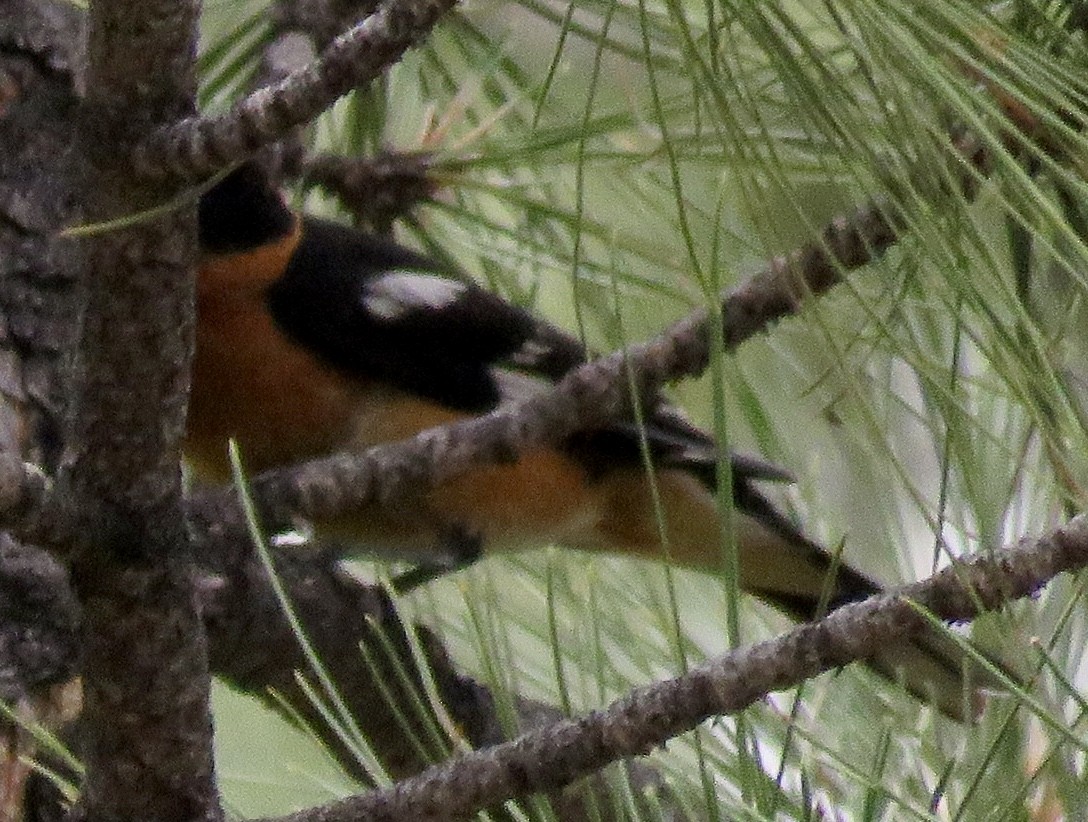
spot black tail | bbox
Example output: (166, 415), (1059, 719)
(732, 480), (1011, 722)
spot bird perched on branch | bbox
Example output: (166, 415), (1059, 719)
(187, 161), (1009, 721)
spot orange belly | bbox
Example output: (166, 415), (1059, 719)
(185, 287), (366, 481)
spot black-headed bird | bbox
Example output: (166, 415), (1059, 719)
(187, 162), (1009, 720)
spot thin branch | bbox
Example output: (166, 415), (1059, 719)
(197, 536), (679, 817)
(303, 152), (437, 234)
(134, 0), (459, 179)
(197, 540), (495, 782)
(271, 0), (383, 51)
(254, 514), (1085, 822)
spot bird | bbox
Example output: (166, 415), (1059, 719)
(186, 160), (1010, 721)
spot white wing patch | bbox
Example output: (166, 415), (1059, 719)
(362, 272), (467, 321)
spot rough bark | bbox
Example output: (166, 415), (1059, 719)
(59, 0), (221, 818)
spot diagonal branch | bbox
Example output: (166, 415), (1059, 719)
(256, 513), (1083, 822)
(134, 0), (459, 180)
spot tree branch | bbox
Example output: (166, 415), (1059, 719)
(196, 537), (680, 818)
(257, 513), (1081, 822)
(134, 0), (459, 180)
(303, 151), (437, 234)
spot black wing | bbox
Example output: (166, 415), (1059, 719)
(267, 217), (584, 412)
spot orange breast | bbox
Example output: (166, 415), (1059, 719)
(189, 232), (350, 477)
(186, 282), (367, 481)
